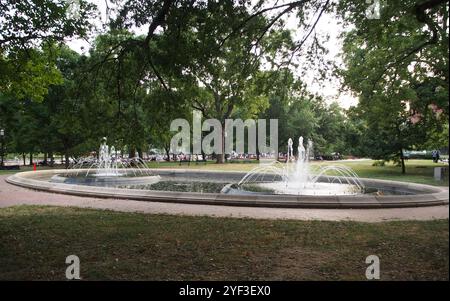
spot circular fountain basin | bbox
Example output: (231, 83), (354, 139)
(5, 169), (448, 209)
(50, 170), (161, 186)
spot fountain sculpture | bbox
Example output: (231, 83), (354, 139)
(48, 137), (161, 186)
(237, 137), (364, 195)
(65, 137), (153, 177)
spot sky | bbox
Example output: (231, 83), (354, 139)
(66, 0), (358, 109)
(284, 11), (359, 109)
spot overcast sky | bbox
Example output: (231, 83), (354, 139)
(66, 0), (358, 109)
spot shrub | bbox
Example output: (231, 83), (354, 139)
(372, 160), (385, 166)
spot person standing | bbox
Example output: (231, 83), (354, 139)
(432, 150), (437, 163)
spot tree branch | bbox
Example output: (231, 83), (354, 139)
(370, 0), (448, 92)
(219, 0), (310, 48)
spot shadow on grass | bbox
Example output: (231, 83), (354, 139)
(0, 205), (448, 280)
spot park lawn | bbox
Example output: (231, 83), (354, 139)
(316, 159), (449, 186)
(0, 205), (447, 281)
(0, 165), (55, 175)
(142, 159), (449, 186)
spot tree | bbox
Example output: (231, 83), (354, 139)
(0, 0), (95, 49)
(86, 31), (151, 157)
(0, 0), (96, 101)
(0, 45), (63, 102)
(341, 107), (368, 157)
(176, 1), (293, 162)
(338, 0), (449, 173)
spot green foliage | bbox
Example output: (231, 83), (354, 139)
(372, 160), (385, 167)
(337, 0), (449, 170)
(0, 0), (96, 101)
(2, 0), (448, 168)
(0, 45), (63, 102)
(0, 0), (96, 49)
(257, 69), (348, 156)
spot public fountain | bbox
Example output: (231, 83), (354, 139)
(65, 137), (153, 177)
(6, 136), (447, 209)
(50, 137), (160, 186)
(235, 137), (365, 195)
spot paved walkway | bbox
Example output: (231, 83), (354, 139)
(0, 175), (448, 222)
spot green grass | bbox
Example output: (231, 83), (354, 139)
(0, 206), (447, 280)
(118, 159), (450, 186)
(0, 165), (54, 175)
(315, 160), (449, 186)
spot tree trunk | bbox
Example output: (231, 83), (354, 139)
(49, 151), (54, 166)
(216, 124), (225, 164)
(43, 153), (48, 165)
(22, 153), (26, 166)
(65, 151), (70, 169)
(216, 153), (224, 164)
(129, 147), (136, 158)
(201, 149), (206, 162)
(256, 128), (260, 161)
(400, 149), (406, 174)
(29, 153), (33, 165)
(164, 146), (170, 161)
(137, 148), (143, 159)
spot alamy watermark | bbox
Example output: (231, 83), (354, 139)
(365, 0), (383, 19)
(365, 255), (380, 280)
(170, 110), (278, 156)
(66, 254), (81, 280)
(65, 0), (82, 20)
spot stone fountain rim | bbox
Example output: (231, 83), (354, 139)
(5, 169), (448, 209)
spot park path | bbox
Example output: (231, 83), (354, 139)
(0, 175), (448, 222)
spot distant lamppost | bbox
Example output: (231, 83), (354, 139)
(0, 129), (4, 167)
